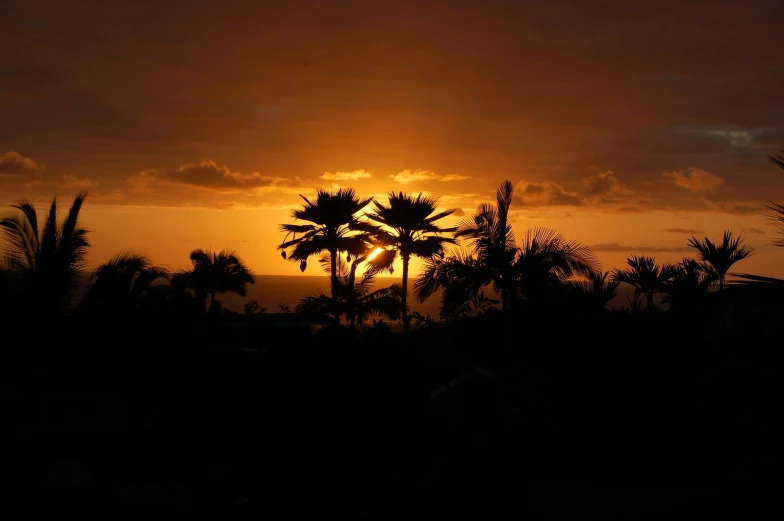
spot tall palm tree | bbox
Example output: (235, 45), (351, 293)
(178, 249), (254, 313)
(515, 227), (599, 304)
(0, 191), (89, 323)
(278, 188), (375, 303)
(365, 192), (457, 332)
(687, 231), (754, 291)
(454, 180), (517, 311)
(81, 251), (170, 315)
(611, 255), (674, 310)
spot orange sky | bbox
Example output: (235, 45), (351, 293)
(2, 0), (784, 279)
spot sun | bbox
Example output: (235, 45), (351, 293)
(366, 247), (384, 261)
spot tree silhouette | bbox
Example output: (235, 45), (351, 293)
(454, 180), (517, 311)
(569, 269), (619, 314)
(0, 191), (89, 325)
(365, 192), (456, 332)
(660, 258), (716, 313)
(766, 151), (784, 248)
(81, 251), (169, 315)
(295, 253), (403, 328)
(278, 188), (375, 304)
(611, 255), (674, 310)
(177, 249), (254, 313)
(687, 231), (753, 291)
(415, 248), (491, 320)
(515, 227), (599, 304)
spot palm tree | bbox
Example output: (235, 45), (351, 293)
(687, 231), (754, 291)
(81, 251), (170, 315)
(0, 191), (89, 323)
(178, 249), (254, 313)
(278, 188), (375, 304)
(365, 192), (457, 332)
(515, 227), (599, 304)
(611, 255), (674, 310)
(569, 270), (619, 314)
(765, 151), (784, 248)
(415, 248), (492, 319)
(660, 258), (716, 313)
(296, 253), (403, 328)
(454, 180), (517, 311)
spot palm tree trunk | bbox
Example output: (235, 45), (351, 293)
(209, 290), (216, 313)
(402, 252), (410, 333)
(646, 292), (654, 310)
(330, 249), (338, 303)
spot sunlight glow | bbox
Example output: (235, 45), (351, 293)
(366, 247), (384, 261)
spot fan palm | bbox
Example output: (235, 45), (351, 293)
(611, 255), (674, 310)
(365, 192), (457, 332)
(178, 249), (254, 313)
(278, 188), (375, 303)
(687, 231), (753, 291)
(454, 180), (517, 311)
(0, 191), (89, 322)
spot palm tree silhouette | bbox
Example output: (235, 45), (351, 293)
(415, 248), (491, 319)
(660, 258), (716, 313)
(765, 151), (784, 247)
(687, 231), (754, 291)
(177, 249), (254, 314)
(515, 227), (598, 304)
(81, 251), (169, 315)
(454, 180), (517, 311)
(278, 188), (375, 304)
(295, 253), (403, 328)
(569, 269), (619, 314)
(0, 191), (89, 325)
(611, 255), (674, 310)
(365, 192), (457, 332)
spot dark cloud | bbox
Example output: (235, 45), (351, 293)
(589, 243), (693, 253)
(741, 227), (766, 235)
(451, 207), (465, 217)
(662, 228), (708, 235)
(129, 160), (302, 192)
(0, 151), (42, 176)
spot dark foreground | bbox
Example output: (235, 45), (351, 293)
(1, 309), (778, 519)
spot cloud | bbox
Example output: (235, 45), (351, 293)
(61, 174), (98, 189)
(698, 198), (760, 216)
(127, 160), (301, 194)
(741, 227), (766, 235)
(662, 167), (726, 192)
(0, 151), (42, 176)
(662, 228), (708, 235)
(514, 180), (584, 207)
(451, 207), (466, 217)
(320, 169), (372, 181)
(589, 243), (693, 253)
(389, 169), (470, 184)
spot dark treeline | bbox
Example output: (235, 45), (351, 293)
(0, 154), (782, 518)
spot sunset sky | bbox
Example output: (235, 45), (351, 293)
(2, 0), (784, 279)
